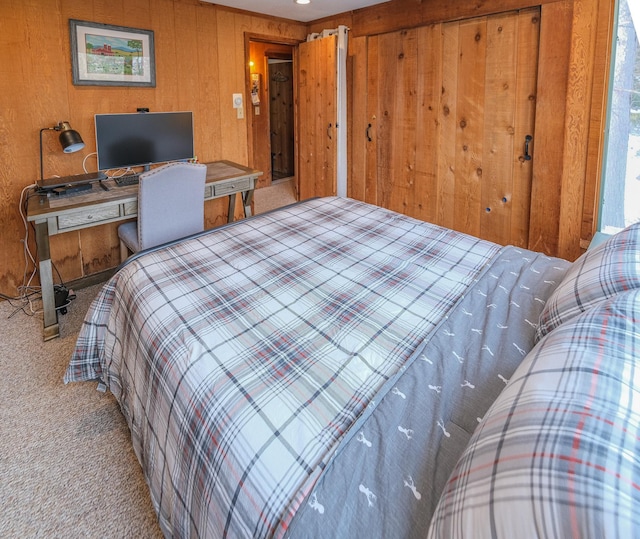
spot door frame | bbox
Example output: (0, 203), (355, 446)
(244, 33), (302, 190)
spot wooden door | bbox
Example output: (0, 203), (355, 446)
(298, 35), (338, 200)
(351, 8), (540, 247)
(269, 61), (295, 180)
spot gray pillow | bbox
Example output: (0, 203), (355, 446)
(536, 221), (640, 340)
(428, 288), (640, 538)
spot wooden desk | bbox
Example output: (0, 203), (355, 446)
(27, 160), (262, 340)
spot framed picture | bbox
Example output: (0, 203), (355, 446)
(69, 19), (155, 87)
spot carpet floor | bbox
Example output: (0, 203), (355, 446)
(253, 177), (297, 215)
(0, 181), (297, 537)
(0, 284), (163, 538)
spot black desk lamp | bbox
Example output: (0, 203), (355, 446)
(39, 121), (85, 181)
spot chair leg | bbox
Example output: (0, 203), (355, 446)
(119, 239), (130, 263)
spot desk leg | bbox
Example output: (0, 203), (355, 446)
(227, 193), (237, 223)
(243, 189), (254, 218)
(34, 220), (59, 340)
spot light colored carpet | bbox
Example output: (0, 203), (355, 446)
(0, 183), (297, 537)
(0, 285), (163, 538)
(254, 178), (297, 215)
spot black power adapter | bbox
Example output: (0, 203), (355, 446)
(54, 285), (76, 315)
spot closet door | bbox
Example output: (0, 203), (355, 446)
(297, 35), (338, 200)
(352, 8), (540, 247)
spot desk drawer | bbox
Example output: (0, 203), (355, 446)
(214, 178), (252, 196)
(123, 201), (137, 216)
(57, 205), (121, 230)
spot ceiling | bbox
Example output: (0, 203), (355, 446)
(202, 0), (390, 23)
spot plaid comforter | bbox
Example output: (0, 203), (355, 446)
(65, 197), (500, 538)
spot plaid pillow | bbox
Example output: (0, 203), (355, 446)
(428, 289), (640, 539)
(536, 220), (640, 340)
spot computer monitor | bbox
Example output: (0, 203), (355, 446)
(95, 111), (194, 172)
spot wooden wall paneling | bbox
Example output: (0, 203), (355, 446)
(150, 0), (179, 111)
(215, 10), (248, 219)
(283, 61), (295, 177)
(365, 35), (379, 205)
(79, 225), (120, 275)
(556, 0), (600, 260)
(414, 24), (442, 224)
(216, 10), (248, 167)
(210, 8), (266, 223)
(401, 29), (420, 218)
(375, 31), (400, 210)
(320, 35), (337, 197)
(297, 36), (337, 199)
(0, 2), (44, 292)
(347, 35), (368, 201)
(174, 1), (200, 111)
(30, 1), (86, 283)
(351, 0), (559, 38)
(452, 18), (487, 238)
(480, 13), (518, 245)
(580, 0), (614, 247)
(389, 29), (419, 217)
(437, 22), (459, 230)
(76, 223), (122, 278)
(297, 39), (314, 200)
(32, 5), (77, 181)
(203, 0), (238, 241)
(311, 36), (324, 198)
(510, 8), (540, 248)
(195, 2), (222, 165)
(308, 13), (354, 36)
(528, 0), (573, 255)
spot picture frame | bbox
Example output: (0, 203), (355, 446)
(69, 19), (155, 87)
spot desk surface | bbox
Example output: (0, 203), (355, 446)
(27, 160), (261, 221)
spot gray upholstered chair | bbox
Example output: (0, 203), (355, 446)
(118, 162), (208, 261)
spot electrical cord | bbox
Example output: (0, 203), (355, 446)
(18, 184), (39, 301)
(6, 184), (72, 320)
(81, 150), (133, 179)
(107, 167), (135, 178)
(82, 151), (97, 174)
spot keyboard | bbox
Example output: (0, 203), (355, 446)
(114, 173), (140, 187)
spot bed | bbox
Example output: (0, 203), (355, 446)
(65, 196), (640, 538)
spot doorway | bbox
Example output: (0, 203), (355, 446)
(268, 58), (294, 182)
(247, 38), (296, 188)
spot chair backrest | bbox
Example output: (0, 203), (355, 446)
(137, 162), (207, 251)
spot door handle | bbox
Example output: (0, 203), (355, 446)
(328, 123), (333, 140)
(524, 135), (533, 161)
(366, 123), (372, 142)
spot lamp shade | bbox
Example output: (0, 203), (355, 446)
(57, 121), (85, 153)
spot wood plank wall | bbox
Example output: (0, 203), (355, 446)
(0, 0), (306, 298)
(311, 0), (613, 261)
